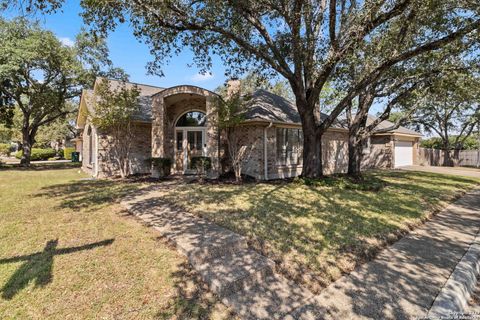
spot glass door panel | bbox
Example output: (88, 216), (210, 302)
(175, 130), (184, 171)
(187, 130), (204, 169)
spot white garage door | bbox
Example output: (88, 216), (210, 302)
(395, 141), (413, 167)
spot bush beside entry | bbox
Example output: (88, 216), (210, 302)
(148, 157), (172, 177)
(190, 156), (212, 176)
(15, 148), (56, 161)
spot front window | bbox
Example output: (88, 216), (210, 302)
(176, 111), (206, 127)
(276, 128), (303, 166)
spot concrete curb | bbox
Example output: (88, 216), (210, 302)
(428, 231), (480, 318)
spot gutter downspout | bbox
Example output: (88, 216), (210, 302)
(264, 122), (273, 180)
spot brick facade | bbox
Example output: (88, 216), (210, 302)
(82, 117), (418, 179)
(81, 121), (152, 178)
(151, 85), (220, 178)
(79, 83), (418, 179)
(361, 135), (394, 169)
(97, 123), (152, 178)
(228, 125), (419, 180)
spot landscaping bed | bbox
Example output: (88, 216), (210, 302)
(153, 170), (480, 293)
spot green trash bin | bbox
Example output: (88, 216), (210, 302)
(71, 152), (80, 163)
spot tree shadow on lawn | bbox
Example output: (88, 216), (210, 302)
(334, 194), (480, 320)
(0, 238), (114, 300)
(157, 171), (480, 291)
(155, 258), (236, 320)
(34, 179), (141, 212)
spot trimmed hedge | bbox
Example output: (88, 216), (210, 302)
(63, 147), (76, 160)
(0, 143), (10, 156)
(147, 157), (172, 177)
(15, 148), (57, 161)
(191, 156), (212, 171)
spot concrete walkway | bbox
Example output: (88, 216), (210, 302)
(121, 184), (480, 320)
(292, 188), (480, 320)
(121, 183), (314, 320)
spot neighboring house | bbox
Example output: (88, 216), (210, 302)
(76, 78), (422, 179)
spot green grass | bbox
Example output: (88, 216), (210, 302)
(0, 165), (232, 319)
(154, 170), (480, 292)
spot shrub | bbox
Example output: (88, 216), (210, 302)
(0, 143), (10, 156)
(147, 157), (172, 177)
(63, 147), (76, 160)
(15, 148), (57, 161)
(191, 156), (212, 176)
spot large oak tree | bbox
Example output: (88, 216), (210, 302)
(79, 0), (480, 177)
(410, 70), (480, 166)
(0, 18), (126, 165)
(340, 43), (476, 175)
(10, 0), (479, 176)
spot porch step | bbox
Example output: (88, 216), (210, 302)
(222, 274), (314, 320)
(195, 249), (275, 298)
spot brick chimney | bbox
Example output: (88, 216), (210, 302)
(226, 78), (241, 99)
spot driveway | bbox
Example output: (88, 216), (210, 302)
(399, 165), (480, 179)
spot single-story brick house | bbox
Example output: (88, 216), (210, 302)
(76, 78), (422, 179)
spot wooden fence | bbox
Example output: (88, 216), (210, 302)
(419, 148), (480, 167)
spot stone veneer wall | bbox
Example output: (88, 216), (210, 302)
(163, 96), (206, 166)
(231, 125), (265, 179)
(81, 122), (95, 176)
(232, 125), (402, 180)
(361, 135), (394, 169)
(96, 123), (152, 178)
(151, 86), (219, 177)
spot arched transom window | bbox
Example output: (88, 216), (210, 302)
(176, 111), (206, 127)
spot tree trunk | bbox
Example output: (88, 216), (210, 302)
(442, 141), (453, 167)
(347, 112), (369, 177)
(452, 148), (460, 167)
(20, 129), (32, 166)
(347, 135), (363, 177)
(302, 126), (323, 178)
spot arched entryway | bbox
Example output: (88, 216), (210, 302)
(174, 111), (207, 173)
(150, 85), (220, 177)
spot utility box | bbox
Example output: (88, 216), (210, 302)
(71, 152), (80, 163)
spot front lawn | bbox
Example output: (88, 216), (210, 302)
(154, 170), (480, 292)
(0, 164), (232, 319)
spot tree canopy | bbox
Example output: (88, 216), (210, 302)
(79, 0), (480, 177)
(6, 0), (479, 175)
(0, 17), (125, 164)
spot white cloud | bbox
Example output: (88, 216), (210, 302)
(59, 37), (75, 47)
(190, 72), (214, 82)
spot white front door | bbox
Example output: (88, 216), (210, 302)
(395, 140), (413, 167)
(174, 128), (206, 173)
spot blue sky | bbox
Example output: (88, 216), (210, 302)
(2, 2), (392, 117)
(15, 0), (228, 90)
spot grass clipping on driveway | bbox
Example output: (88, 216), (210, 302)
(0, 165), (233, 320)
(156, 170), (480, 293)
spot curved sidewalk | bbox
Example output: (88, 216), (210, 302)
(293, 188), (480, 320)
(121, 184), (480, 320)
